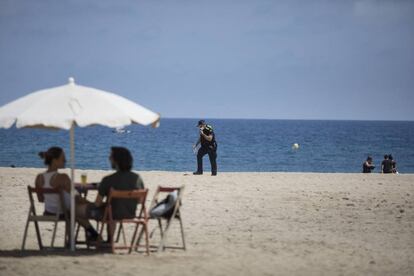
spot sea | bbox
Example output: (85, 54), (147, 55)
(0, 119), (413, 173)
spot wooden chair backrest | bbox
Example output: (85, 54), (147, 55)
(106, 188), (148, 220)
(27, 186), (65, 217)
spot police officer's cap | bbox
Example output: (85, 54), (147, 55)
(197, 120), (206, 127)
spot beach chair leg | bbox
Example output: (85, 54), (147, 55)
(155, 218), (164, 239)
(149, 224), (157, 239)
(121, 225), (127, 246)
(129, 224), (140, 254)
(179, 217), (186, 250)
(115, 223), (123, 243)
(51, 221), (58, 248)
(145, 224), (150, 255)
(34, 220), (43, 250)
(158, 219), (172, 252)
(109, 222), (115, 253)
(135, 226), (145, 252)
(21, 215), (31, 250)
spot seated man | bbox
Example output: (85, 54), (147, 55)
(87, 147), (144, 241)
(381, 154), (393, 174)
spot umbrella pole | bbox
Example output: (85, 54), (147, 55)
(70, 124), (75, 251)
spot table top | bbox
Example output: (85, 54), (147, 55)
(74, 182), (98, 191)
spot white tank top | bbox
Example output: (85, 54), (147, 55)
(43, 172), (71, 214)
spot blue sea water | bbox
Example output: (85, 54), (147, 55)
(0, 119), (413, 173)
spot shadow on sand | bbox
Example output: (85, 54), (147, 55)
(0, 248), (111, 258)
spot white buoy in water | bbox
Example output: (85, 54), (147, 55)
(292, 143), (299, 150)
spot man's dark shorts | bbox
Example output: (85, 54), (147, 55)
(86, 203), (105, 220)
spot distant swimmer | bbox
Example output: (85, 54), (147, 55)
(362, 156), (375, 173)
(193, 120), (218, 176)
(292, 143), (299, 150)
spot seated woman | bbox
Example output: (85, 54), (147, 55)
(85, 147), (144, 242)
(389, 154), (398, 173)
(35, 147), (99, 242)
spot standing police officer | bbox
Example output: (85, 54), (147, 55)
(193, 120), (217, 176)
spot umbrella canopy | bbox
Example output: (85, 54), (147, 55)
(0, 77), (160, 251)
(0, 77), (159, 129)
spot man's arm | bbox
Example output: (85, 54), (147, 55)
(200, 130), (213, 142)
(95, 178), (107, 207)
(95, 194), (104, 207)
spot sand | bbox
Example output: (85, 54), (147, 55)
(0, 167), (413, 276)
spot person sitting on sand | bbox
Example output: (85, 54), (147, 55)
(381, 154), (393, 174)
(85, 147), (144, 242)
(35, 147), (99, 242)
(362, 156), (375, 173)
(389, 154), (398, 173)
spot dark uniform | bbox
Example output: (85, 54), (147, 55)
(196, 124), (218, 175)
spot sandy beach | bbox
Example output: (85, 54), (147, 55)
(0, 167), (413, 276)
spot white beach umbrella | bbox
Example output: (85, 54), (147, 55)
(0, 77), (160, 251)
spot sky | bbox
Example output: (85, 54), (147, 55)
(0, 0), (413, 121)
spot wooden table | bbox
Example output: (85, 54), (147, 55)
(74, 183), (98, 198)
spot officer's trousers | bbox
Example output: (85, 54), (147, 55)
(196, 146), (217, 175)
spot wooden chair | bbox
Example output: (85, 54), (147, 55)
(21, 186), (69, 250)
(97, 188), (149, 254)
(145, 186), (186, 252)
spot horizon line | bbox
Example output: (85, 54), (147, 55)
(161, 116), (414, 122)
